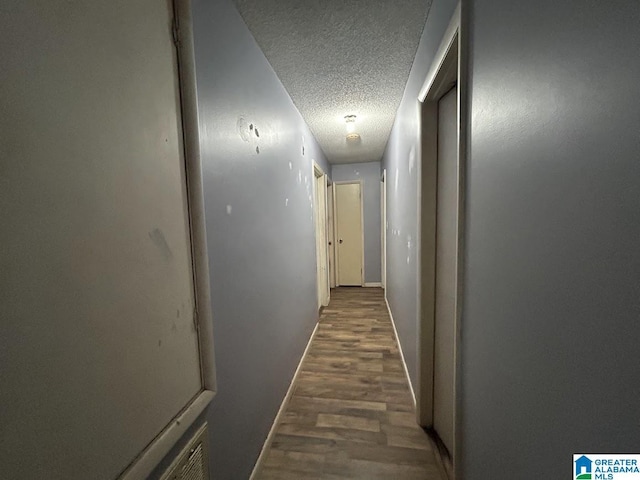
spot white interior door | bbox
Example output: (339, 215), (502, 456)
(433, 85), (458, 455)
(335, 182), (363, 286)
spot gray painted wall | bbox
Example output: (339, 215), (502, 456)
(192, 0), (330, 478)
(384, 0), (640, 476)
(381, 0), (458, 388)
(331, 162), (382, 284)
(460, 0), (640, 477)
(0, 2), (203, 479)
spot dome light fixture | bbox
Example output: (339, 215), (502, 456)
(344, 114), (357, 134)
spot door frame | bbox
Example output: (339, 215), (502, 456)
(415, 2), (466, 474)
(313, 161), (330, 308)
(327, 180), (337, 289)
(333, 180), (365, 287)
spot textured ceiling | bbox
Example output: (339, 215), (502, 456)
(233, 0), (433, 164)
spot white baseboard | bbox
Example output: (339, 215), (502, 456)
(364, 282), (382, 287)
(249, 321), (319, 480)
(384, 296), (416, 407)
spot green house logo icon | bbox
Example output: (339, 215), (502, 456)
(575, 455), (593, 479)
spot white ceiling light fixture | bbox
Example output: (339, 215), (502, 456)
(344, 114), (357, 134)
(345, 116), (361, 143)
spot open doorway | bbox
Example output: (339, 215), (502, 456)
(313, 162), (330, 308)
(416, 5), (464, 478)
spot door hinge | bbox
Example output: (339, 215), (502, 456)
(172, 18), (181, 48)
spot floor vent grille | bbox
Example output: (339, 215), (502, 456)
(160, 423), (209, 480)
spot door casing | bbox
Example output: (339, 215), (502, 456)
(381, 170), (387, 290)
(415, 3), (466, 476)
(327, 181), (337, 289)
(313, 162), (330, 307)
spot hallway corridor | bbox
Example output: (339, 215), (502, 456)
(254, 288), (444, 480)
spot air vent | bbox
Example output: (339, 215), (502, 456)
(160, 423), (209, 480)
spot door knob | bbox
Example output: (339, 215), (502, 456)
(339, 239), (343, 244)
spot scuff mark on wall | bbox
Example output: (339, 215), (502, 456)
(237, 116), (270, 150)
(237, 117), (250, 142)
(148, 228), (173, 261)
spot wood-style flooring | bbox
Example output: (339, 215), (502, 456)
(254, 287), (444, 480)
